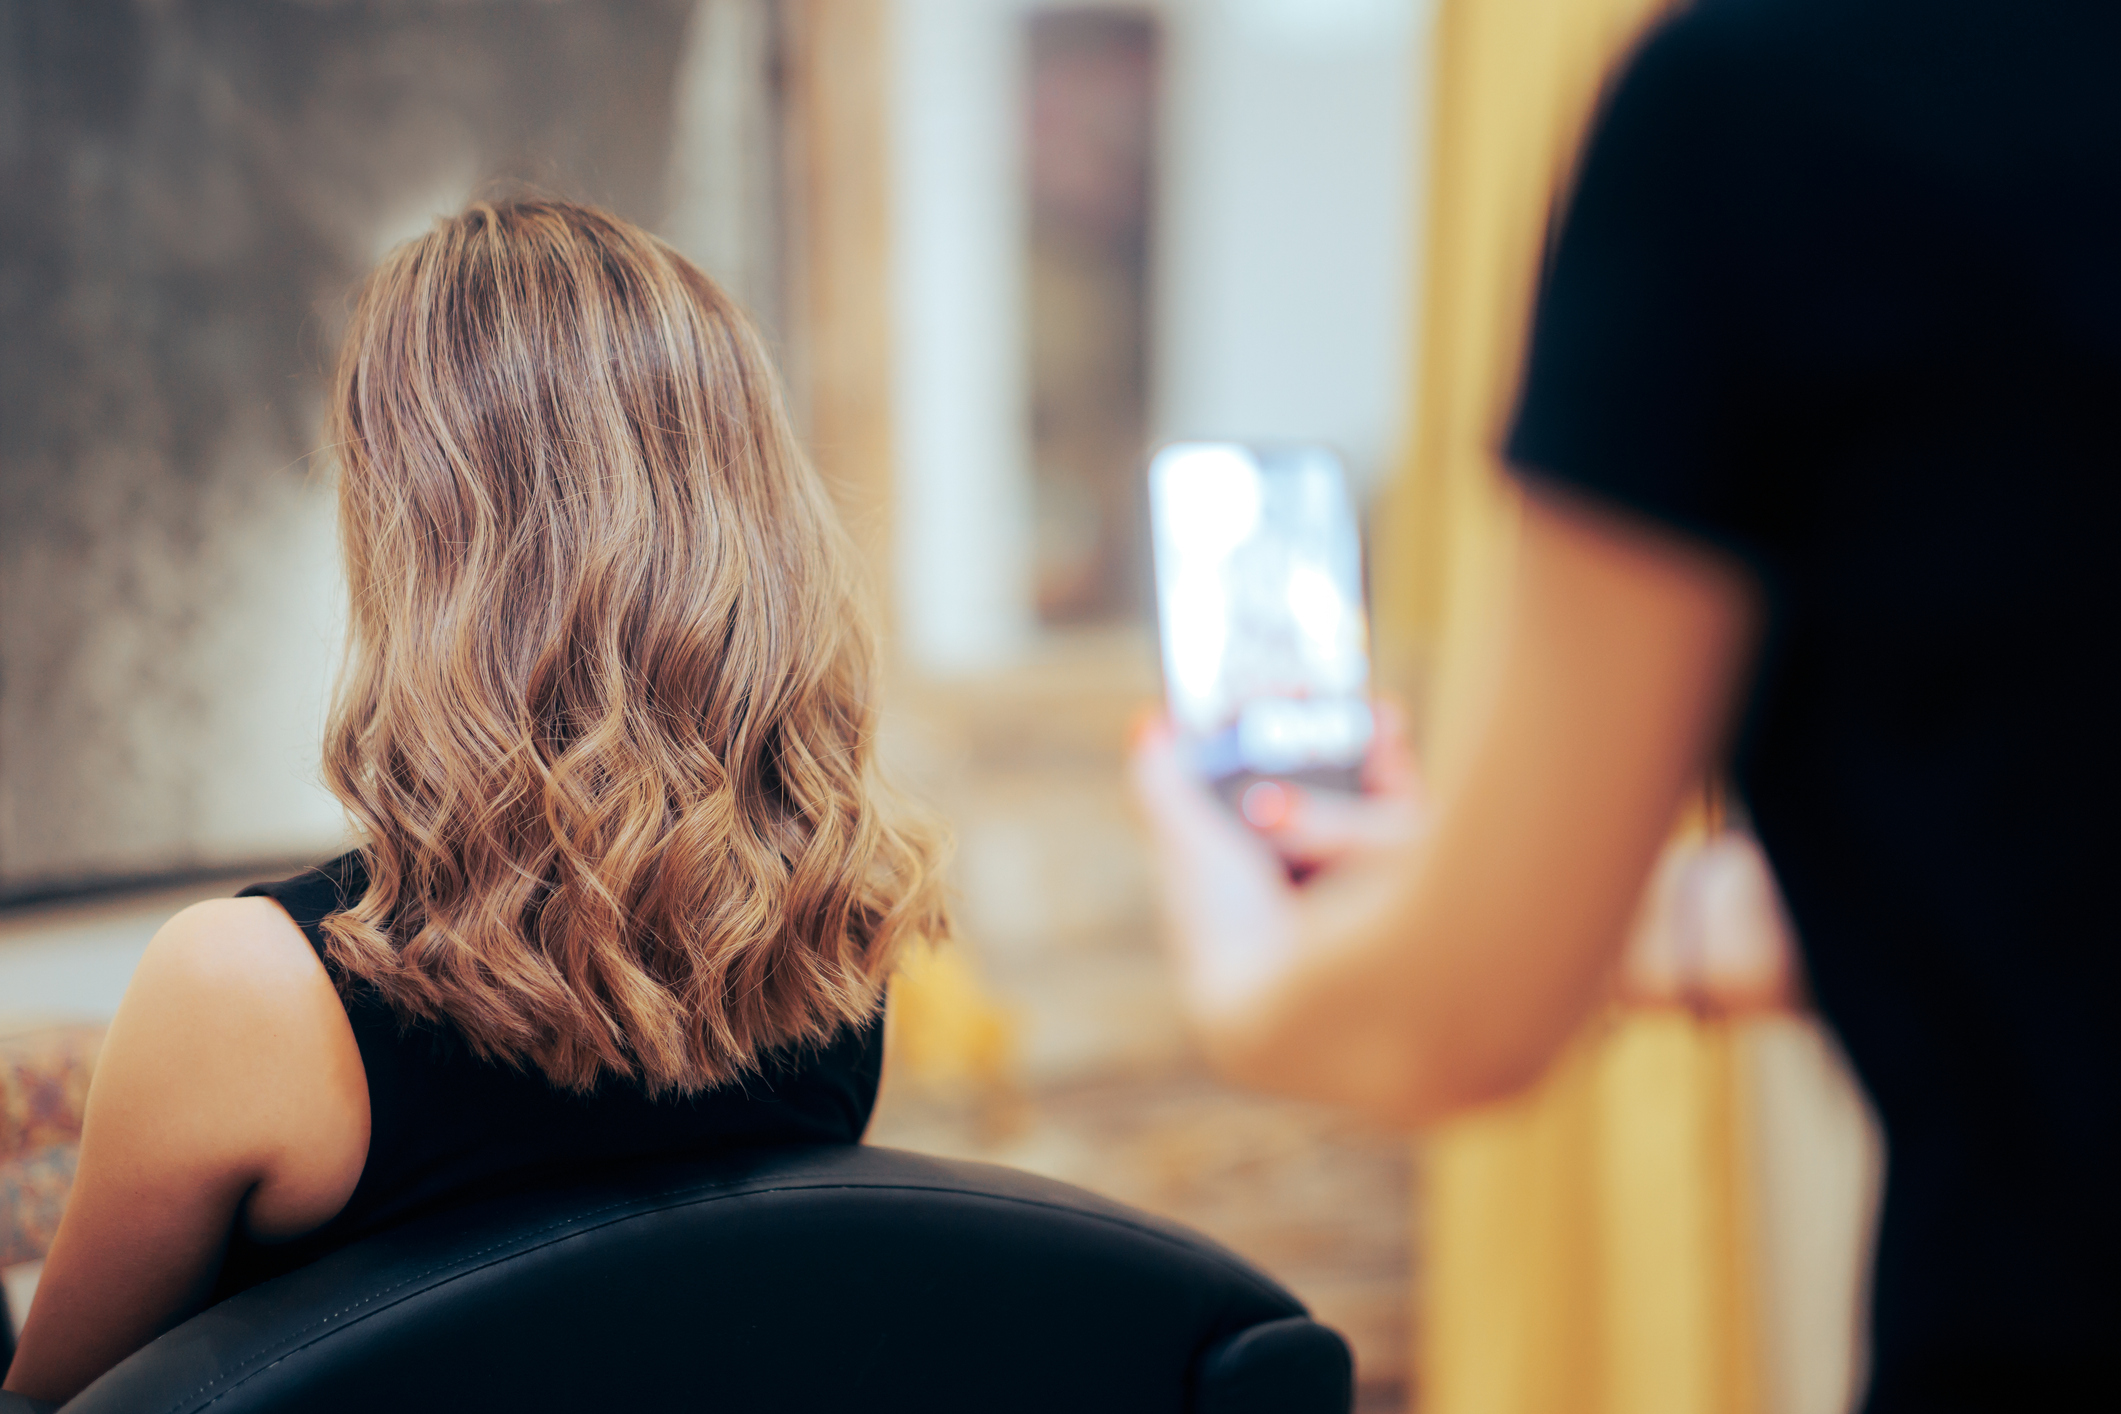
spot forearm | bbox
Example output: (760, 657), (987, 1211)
(1149, 493), (1760, 1126)
(2, 1159), (244, 1402)
(1187, 828), (1638, 1127)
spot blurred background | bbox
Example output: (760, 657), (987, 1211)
(1, 2), (1880, 1411)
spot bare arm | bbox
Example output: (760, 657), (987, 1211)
(1129, 490), (1760, 1125)
(2, 899), (367, 1404)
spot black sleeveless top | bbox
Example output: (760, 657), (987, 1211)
(213, 852), (884, 1301)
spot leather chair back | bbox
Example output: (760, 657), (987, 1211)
(48, 1145), (1352, 1413)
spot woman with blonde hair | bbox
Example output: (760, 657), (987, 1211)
(4, 198), (948, 1405)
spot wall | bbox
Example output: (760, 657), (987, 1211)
(889, 0), (1430, 674)
(1155, 0), (1428, 494)
(0, 0), (773, 897)
(890, 0), (1039, 673)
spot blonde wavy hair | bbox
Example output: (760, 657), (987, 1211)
(319, 197), (948, 1095)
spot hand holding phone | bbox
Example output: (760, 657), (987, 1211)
(1148, 442), (1374, 820)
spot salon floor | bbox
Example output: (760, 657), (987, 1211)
(870, 626), (1413, 1412)
(0, 627), (1413, 1410)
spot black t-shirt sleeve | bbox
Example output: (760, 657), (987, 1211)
(1506, 15), (1773, 559)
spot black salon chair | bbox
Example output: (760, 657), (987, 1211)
(8, 1144), (1351, 1413)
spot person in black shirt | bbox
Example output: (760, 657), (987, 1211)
(1130, 2), (2117, 1408)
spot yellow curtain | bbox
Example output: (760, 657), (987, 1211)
(1376, 2), (1766, 1411)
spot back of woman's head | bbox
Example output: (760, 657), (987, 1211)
(322, 197), (946, 1095)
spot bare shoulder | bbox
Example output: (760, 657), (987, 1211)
(136, 896), (326, 998)
(100, 894), (370, 1238)
(119, 893), (357, 1108)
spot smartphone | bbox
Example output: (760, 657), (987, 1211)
(1147, 442), (1374, 810)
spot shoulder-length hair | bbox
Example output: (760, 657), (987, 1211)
(319, 197), (948, 1095)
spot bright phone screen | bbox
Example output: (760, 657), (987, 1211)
(1148, 442), (1373, 788)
